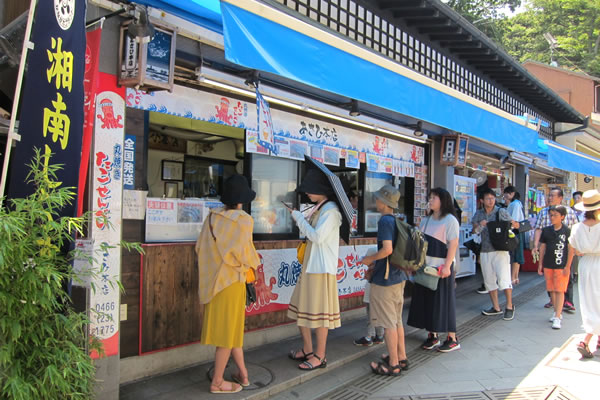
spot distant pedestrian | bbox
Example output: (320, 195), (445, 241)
(286, 169), (342, 370)
(571, 191), (584, 283)
(537, 206), (571, 330)
(565, 190), (600, 358)
(532, 187), (578, 311)
(361, 185), (409, 375)
(196, 174), (261, 394)
(408, 188), (460, 352)
(503, 186), (525, 285)
(472, 188), (520, 321)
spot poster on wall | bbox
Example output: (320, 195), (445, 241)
(309, 143), (324, 162)
(367, 154), (380, 172)
(246, 129), (268, 154)
(274, 136), (291, 158)
(245, 245), (375, 316)
(323, 146), (340, 166)
(346, 150), (359, 169)
(289, 139), (308, 160)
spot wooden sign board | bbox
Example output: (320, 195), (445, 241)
(440, 135), (469, 167)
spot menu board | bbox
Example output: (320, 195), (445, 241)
(145, 198), (223, 242)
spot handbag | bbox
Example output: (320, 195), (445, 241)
(413, 266), (439, 291)
(297, 241), (307, 264)
(464, 238), (481, 255)
(517, 219), (532, 234)
(208, 212), (257, 306)
(487, 210), (519, 251)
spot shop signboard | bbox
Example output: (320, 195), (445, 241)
(246, 245), (375, 316)
(441, 135), (469, 167)
(123, 135), (136, 189)
(126, 86), (424, 168)
(89, 74), (126, 358)
(7, 0), (86, 219)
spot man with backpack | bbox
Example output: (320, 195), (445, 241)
(361, 185), (410, 376)
(471, 188), (520, 321)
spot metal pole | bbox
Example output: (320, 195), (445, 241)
(0, 0), (38, 207)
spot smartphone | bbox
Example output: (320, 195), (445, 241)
(281, 201), (292, 209)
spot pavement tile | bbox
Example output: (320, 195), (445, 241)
(438, 357), (510, 372)
(491, 366), (539, 378)
(477, 376), (527, 390)
(426, 368), (499, 383)
(409, 380), (486, 394)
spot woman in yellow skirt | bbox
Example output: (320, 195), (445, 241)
(285, 168), (342, 370)
(196, 174), (260, 394)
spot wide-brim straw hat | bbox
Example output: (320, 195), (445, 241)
(574, 189), (600, 212)
(374, 184), (400, 210)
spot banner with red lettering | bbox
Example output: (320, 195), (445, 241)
(77, 27), (102, 216)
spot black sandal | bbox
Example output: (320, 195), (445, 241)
(288, 348), (313, 361)
(298, 354), (327, 370)
(380, 355), (410, 371)
(370, 361), (401, 376)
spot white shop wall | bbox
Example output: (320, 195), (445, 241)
(147, 140), (239, 197)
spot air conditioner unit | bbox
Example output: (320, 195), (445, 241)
(508, 152), (533, 165)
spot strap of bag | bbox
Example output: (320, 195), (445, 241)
(208, 212), (216, 241)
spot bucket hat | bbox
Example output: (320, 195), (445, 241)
(574, 189), (600, 212)
(297, 169), (335, 197)
(374, 184), (400, 210)
(220, 174), (256, 205)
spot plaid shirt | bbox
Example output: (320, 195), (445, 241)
(534, 205), (578, 230)
(195, 208), (260, 304)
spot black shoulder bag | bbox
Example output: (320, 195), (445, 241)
(487, 210), (518, 252)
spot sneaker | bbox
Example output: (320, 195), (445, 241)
(373, 335), (385, 345)
(438, 337), (461, 353)
(549, 313), (562, 323)
(476, 284), (488, 294)
(544, 301), (553, 309)
(503, 307), (515, 321)
(563, 301), (576, 314)
(353, 336), (373, 347)
(481, 307), (503, 316)
(422, 333), (440, 350)
(551, 317), (562, 329)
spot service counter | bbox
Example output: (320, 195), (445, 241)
(138, 237), (377, 354)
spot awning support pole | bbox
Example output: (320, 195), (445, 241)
(0, 0), (37, 208)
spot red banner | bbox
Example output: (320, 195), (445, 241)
(77, 28), (102, 216)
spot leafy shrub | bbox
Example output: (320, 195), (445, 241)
(1, 151), (101, 399)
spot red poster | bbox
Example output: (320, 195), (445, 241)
(77, 28), (102, 216)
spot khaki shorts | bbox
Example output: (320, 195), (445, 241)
(369, 281), (406, 329)
(544, 268), (569, 293)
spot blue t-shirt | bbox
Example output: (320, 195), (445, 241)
(370, 214), (408, 286)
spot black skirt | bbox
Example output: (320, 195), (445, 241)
(407, 264), (457, 333)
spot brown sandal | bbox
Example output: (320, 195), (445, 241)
(210, 380), (242, 394)
(299, 354), (327, 370)
(577, 341), (593, 359)
(289, 348), (313, 361)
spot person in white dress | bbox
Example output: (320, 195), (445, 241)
(566, 189), (600, 359)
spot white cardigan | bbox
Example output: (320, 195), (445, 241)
(292, 202), (342, 275)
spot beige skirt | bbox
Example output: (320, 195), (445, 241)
(287, 242), (341, 329)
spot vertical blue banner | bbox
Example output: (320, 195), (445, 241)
(123, 135), (136, 189)
(8, 0), (86, 218)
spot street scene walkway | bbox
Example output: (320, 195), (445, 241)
(120, 271), (599, 400)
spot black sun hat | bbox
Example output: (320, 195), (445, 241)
(220, 174), (256, 205)
(297, 169), (335, 197)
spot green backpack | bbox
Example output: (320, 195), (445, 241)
(389, 217), (428, 272)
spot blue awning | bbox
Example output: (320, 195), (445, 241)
(136, 0), (222, 33)
(220, 0), (540, 154)
(545, 141), (600, 177)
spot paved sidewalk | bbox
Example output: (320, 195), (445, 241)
(120, 271), (599, 400)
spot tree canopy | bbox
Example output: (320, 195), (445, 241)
(444, 0), (600, 76)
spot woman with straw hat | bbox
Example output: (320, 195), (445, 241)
(566, 189), (600, 359)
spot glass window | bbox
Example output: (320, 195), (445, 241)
(251, 154), (298, 234)
(183, 156), (235, 198)
(364, 171), (393, 232)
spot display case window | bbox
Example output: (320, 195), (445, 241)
(183, 156), (235, 198)
(250, 154), (298, 234)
